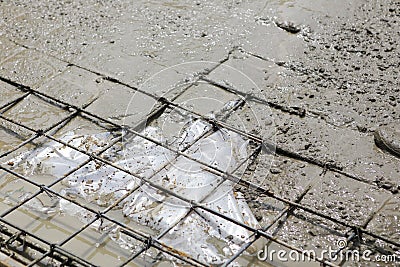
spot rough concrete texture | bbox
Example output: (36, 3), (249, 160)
(0, 0), (399, 266)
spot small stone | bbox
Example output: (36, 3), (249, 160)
(374, 122), (400, 158)
(357, 125), (367, 133)
(381, 182), (393, 190)
(276, 61), (286, 66)
(308, 230), (317, 236)
(270, 167), (282, 174)
(275, 21), (301, 34)
(278, 125), (290, 134)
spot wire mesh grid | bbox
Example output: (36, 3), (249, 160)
(0, 46), (399, 267)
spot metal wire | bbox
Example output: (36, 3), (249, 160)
(0, 121), (206, 267)
(2, 76), (398, 250)
(0, 58), (236, 266)
(27, 90), (248, 267)
(0, 44), (398, 267)
(0, 84), (392, 267)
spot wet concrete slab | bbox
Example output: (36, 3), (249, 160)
(222, 100), (400, 192)
(0, 80), (26, 108)
(84, 82), (158, 128)
(0, 37), (25, 63)
(239, 152), (322, 202)
(0, 49), (67, 88)
(0, 127), (27, 156)
(270, 210), (348, 255)
(367, 196), (400, 242)
(36, 66), (106, 108)
(300, 171), (391, 226)
(0, 0), (399, 266)
(172, 82), (238, 116)
(1, 94), (71, 131)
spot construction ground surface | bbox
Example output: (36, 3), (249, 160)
(0, 0), (399, 266)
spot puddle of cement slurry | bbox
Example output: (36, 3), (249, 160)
(0, 98), (265, 266)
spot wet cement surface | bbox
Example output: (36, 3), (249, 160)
(0, 0), (399, 266)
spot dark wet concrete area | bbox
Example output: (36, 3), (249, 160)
(0, 0), (399, 266)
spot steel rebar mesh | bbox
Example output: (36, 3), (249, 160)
(0, 46), (398, 267)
